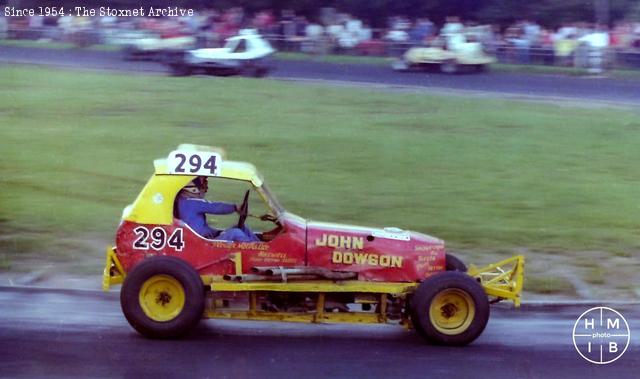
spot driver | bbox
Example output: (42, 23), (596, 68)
(175, 176), (259, 242)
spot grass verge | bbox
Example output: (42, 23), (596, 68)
(0, 38), (120, 51)
(1, 65), (639, 297)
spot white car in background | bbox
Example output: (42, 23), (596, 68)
(117, 30), (196, 61)
(166, 30), (276, 77)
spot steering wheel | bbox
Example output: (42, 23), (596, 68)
(236, 190), (250, 229)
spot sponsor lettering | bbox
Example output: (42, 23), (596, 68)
(332, 251), (403, 268)
(315, 233), (364, 250)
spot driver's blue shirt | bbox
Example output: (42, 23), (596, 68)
(176, 196), (258, 242)
(176, 197), (236, 239)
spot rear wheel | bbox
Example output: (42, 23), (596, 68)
(392, 59), (409, 71)
(241, 61), (264, 78)
(411, 271), (489, 346)
(170, 63), (192, 76)
(122, 45), (136, 61)
(121, 256), (204, 338)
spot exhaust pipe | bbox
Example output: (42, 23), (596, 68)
(223, 273), (320, 282)
(251, 266), (356, 280)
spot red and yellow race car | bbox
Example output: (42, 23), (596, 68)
(104, 144), (524, 346)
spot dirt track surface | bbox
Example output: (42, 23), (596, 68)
(0, 286), (637, 379)
(1, 46), (639, 105)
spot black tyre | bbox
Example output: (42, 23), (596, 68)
(391, 59), (410, 71)
(121, 256), (204, 339)
(440, 60), (458, 74)
(410, 271), (489, 346)
(473, 64), (488, 73)
(241, 61), (267, 78)
(170, 63), (192, 76)
(122, 45), (136, 61)
(255, 67), (269, 78)
(445, 253), (467, 272)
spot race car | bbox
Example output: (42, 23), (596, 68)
(103, 144), (524, 346)
(392, 32), (495, 73)
(165, 30), (276, 77)
(117, 30), (196, 61)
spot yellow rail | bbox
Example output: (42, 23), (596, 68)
(468, 255), (525, 307)
(102, 246), (125, 291)
(103, 247), (524, 309)
(208, 280), (417, 295)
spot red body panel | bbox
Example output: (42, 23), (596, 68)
(115, 213), (306, 276)
(115, 213), (445, 282)
(306, 222), (445, 282)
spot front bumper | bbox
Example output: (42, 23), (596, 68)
(468, 255), (525, 307)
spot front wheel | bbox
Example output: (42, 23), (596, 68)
(121, 256), (205, 338)
(445, 253), (467, 272)
(440, 60), (458, 74)
(411, 271), (489, 346)
(392, 59), (409, 71)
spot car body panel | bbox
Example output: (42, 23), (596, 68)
(114, 144), (446, 284)
(187, 34), (275, 64)
(115, 212), (307, 277)
(169, 30), (275, 76)
(405, 44), (495, 65)
(307, 222), (445, 282)
(394, 32), (495, 72)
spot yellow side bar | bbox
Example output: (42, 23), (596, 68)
(102, 246), (125, 292)
(204, 310), (383, 324)
(209, 280), (417, 295)
(468, 255), (525, 307)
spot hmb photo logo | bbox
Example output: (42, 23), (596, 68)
(572, 307), (630, 364)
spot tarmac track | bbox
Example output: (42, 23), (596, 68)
(0, 287), (637, 378)
(1, 45), (639, 105)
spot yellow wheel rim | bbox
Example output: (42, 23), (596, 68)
(428, 288), (475, 335)
(139, 275), (185, 322)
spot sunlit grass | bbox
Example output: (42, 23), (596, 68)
(1, 65), (639, 270)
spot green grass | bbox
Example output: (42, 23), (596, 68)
(0, 254), (11, 270)
(0, 39), (120, 51)
(1, 65), (639, 268)
(524, 276), (577, 295)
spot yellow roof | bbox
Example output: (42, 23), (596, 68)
(152, 144), (263, 186)
(123, 145), (264, 225)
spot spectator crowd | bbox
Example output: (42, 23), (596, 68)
(2, 7), (640, 69)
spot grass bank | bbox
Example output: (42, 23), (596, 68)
(1, 65), (638, 296)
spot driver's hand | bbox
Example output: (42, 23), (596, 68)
(234, 204), (240, 213)
(260, 214), (275, 222)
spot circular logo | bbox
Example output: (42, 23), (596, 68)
(572, 307), (630, 364)
(152, 193), (164, 204)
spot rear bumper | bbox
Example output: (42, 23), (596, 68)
(102, 246), (125, 291)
